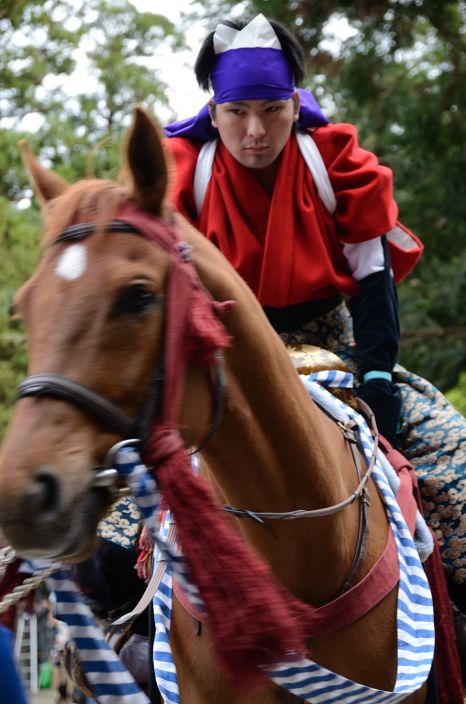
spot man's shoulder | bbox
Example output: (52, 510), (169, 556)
(307, 123), (363, 163)
(164, 136), (203, 160)
(310, 122), (358, 143)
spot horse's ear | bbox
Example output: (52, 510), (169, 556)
(19, 139), (70, 205)
(126, 106), (168, 215)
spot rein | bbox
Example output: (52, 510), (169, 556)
(224, 401), (378, 523)
(0, 547), (59, 614)
(223, 398), (378, 595)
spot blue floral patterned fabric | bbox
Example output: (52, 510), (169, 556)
(280, 302), (466, 584)
(97, 496), (141, 550)
(396, 368), (466, 584)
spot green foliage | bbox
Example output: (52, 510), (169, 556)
(0, 0), (185, 194)
(399, 255), (466, 389)
(0, 198), (41, 441)
(446, 373), (466, 415)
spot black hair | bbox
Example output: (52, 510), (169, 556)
(194, 16), (305, 93)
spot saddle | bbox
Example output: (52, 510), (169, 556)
(286, 343), (357, 408)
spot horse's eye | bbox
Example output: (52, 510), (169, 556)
(115, 284), (156, 315)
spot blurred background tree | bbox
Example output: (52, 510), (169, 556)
(1, 0), (465, 439)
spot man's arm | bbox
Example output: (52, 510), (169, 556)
(347, 236), (402, 444)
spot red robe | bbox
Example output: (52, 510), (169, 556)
(165, 123), (422, 308)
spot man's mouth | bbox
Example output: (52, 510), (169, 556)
(245, 145), (269, 153)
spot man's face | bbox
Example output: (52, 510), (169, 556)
(210, 94), (299, 170)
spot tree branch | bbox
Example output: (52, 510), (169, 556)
(401, 327), (466, 340)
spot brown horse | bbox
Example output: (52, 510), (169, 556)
(0, 108), (428, 703)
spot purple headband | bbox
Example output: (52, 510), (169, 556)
(211, 47), (294, 103)
(164, 88), (328, 142)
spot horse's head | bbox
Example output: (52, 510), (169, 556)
(0, 108), (226, 560)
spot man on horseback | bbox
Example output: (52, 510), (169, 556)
(164, 13), (420, 447)
(163, 11), (465, 692)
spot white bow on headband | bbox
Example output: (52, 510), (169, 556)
(213, 14), (281, 54)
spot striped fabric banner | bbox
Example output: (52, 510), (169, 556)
(308, 369), (354, 389)
(149, 371), (434, 704)
(114, 449), (205, 618)
(46, 569), (150, 704)
(152, 547), (181, 702)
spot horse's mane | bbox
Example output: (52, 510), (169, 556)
(42, 179), (129, 245)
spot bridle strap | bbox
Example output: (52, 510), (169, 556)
(187, 351), (226, 456)
(223, 400), (380, 523)
(17, 374), (135, 437)
(16, 363), (226, 454)
(135, 361), (165, 445)
(54, 220), (142, 243)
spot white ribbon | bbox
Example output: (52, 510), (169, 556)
(213, 14), (281, 54)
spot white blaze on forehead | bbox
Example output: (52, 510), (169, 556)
(55, 244), (88, 280)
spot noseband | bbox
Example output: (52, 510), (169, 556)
(17, 373), (136, 437)
(16, 217), (226, 476)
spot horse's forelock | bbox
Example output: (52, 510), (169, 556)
(42, 180), (129, 245)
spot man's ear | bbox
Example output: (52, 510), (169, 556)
(208, 99), (217, 127)
(292, 91), (300, 121)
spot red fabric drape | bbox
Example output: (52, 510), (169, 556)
(166, 123), (423, 307)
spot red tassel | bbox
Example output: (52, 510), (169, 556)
(136, 526), (154, 581)
(185, 289), (232, 366)
(152, 446), (309, 686)
(0, 559), (33, 631)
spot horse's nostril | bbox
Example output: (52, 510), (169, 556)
(31, 470), (61, 517)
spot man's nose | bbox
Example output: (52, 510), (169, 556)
(246, 114), (266, 138)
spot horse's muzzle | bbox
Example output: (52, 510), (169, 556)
(0, 467), (117, 561)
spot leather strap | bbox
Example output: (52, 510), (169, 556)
(17, 373), (135, 437)
(338, 434), (371, 594)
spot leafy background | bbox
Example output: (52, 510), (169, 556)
(1, 0), (465, 440)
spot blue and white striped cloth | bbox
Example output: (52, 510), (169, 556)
(152, 542), (180, 702)
(308, 369), (354, 389)
(148, 370), (434, 703)
(114, 450), (205, 621)
(112, 450), (192, 704)
(46, 568), (150, 704)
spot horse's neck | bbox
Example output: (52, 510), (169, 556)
(176, 230), (363, 601)
(211, 326), (344, 507)
(201, 311), (366, 603)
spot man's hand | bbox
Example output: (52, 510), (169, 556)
(357, 378), (402, 446)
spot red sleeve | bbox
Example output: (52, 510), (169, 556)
(312, 123), (398, 243)
(164, 137), (202, 226)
